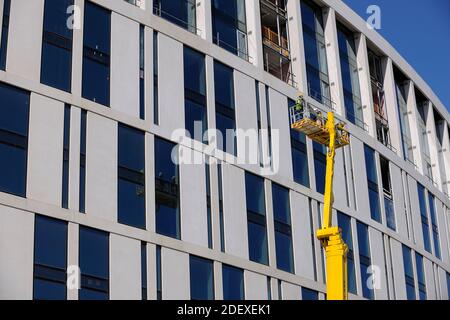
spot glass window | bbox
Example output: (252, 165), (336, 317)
(79, 110), (87, 213)
(212, 0), (248, 58)
(153, 0), (197, 33)
(301, 0), (331, 106)
(155, 137), (180, 239)
(190, 256), (214, 300)
(79, 226), (109, 300)
(402, 245), (415, 300)
(428, 193), (441, 259)
(214, 61), (236, 155)
(364, 145), (381, 223)
(272, 183), (294, 273)
(313, 142), (326, 194)
(82, 1), (110, 106)
(380, 156), (396, 230)
(139, 25), (145, 120)
(357, 222), (374, 300)
(62, 105), (70, 209)
(417, 183), (432, 253)
(41, 0), (73, 92)
(302, 287), (319, 300)
(33, 216), (67, 300)
(337, 212), (357, 294)
(184, 47), (207, 143)
(415, 253), (426, 300)
(156, 245), (162, 300)
(153, 31), (159, 125)
(0, 0), (11, 70)
(337, 23), (363, 127)
(288, 99), (309, 187)
(141, 242), (147, 300)
(0, 82), (30, 197)
(118, 124), (146, 229)
(245, 172), (268, 265)
(222, 264), (244, 300)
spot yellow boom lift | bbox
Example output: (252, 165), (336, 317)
(290, 94), (350, 300)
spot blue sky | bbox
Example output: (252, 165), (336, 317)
(342, 0), (450, 111)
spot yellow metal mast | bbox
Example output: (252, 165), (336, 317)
(290, 98), (349, 300)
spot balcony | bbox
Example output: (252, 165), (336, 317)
(262, 26), (289, 58)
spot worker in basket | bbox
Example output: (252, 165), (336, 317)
(294, 93), (305, 119)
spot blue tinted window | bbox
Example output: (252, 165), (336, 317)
(82, 2), (110, 106)
(79, 227), (109, 279)
(0, 0), (11, 70)
(364, 145), (378, 184)
(153, 31), (159, 125)
(272, 183), (290, 224)
(415, 253), (426, 300)
(214, 61), (236, 154)
(402, 245), (415, 300)
(302, 287), (318, 300)
(79, 227), (109, 300)
(156, 245), (162, 300)
(62, 105), (70, 209)
(33, 216), (67, 300)
(288, 98), (309, 187)
(337, 212), (357, 294)
(272, 183), (294, 273)
(248, 221), (269, 265)
(0, 82), (29, 197)
(41, 0), (73, 92)
(212, 0), (247, 56)
(428, 193), (441, 259)
(139, 25), (145, 120)
(357, 222), (373, 300)
(214, 61), (235, 109)
(313, 142), (326, 194)
(118, 124), (146, 229)
(184, 47), (207, 143)
(141, 242), (147, 300)
(155, 137), (180, 239)
(79, 110), (87, 213)
(364, 145), (381, 223)
(222, 264), (244, 300)
(417, 184), (432, 253)
(153, 0), (196, 32)
(190, 256), (214, 300)
(245, 173), (265, 215)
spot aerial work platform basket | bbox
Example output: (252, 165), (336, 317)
(289, 101), (350, 149)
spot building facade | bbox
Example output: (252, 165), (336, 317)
(0, 0), (449, 300)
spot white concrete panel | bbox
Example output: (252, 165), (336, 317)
(281, 282), (300, 300)
(323, 8), (345, 116)
(390, 238), (407, 300)
(268, 88), (292, 179)
(290, 191), (315, 280)
(0, 206), (34, 300)
(162, 247), (190, 300)
(333, 148), (348, 209)
(69, 107), (81, 212)
(423, 258), (436, 300)
(27, 93), (64, 206)
(245, 0), (263, 68)
(350, 138), (371, 221)
(244, 270), (267, 300)
(85, 113), (118, 222)
(111, 13), (140, 118)
(356, 34), (376, 137)
(368, 228), (388, 299)
(7, 0), (44, 81)
(67, 222), (79, 300)
(437, 267), (448, 300)
(390, 163), (408, 238)
(234, 71), (259, 169)
(382, 58), (403, 157)
(158, 33), (184, 133)
(110, 234), (141, 300)
(222, 163), (248, 259)
(179, 146), (208, 247)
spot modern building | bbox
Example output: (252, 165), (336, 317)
(0, 0), (449, 300)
